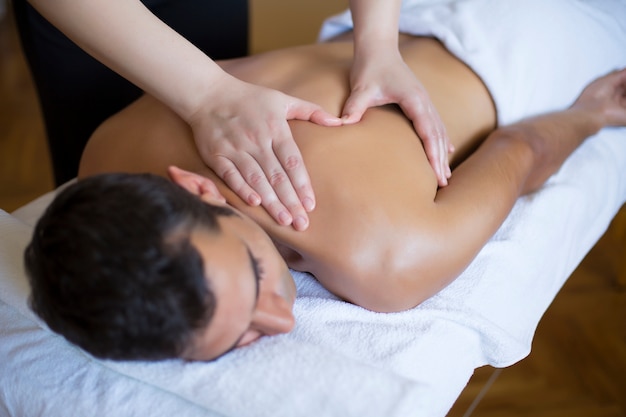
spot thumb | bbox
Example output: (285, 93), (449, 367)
(341, 91), (372, 124)
(287, 98), (342, 126)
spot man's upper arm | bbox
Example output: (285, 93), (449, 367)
(351, 132), (535, 312)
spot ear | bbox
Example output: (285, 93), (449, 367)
(167, 166), (226, 203)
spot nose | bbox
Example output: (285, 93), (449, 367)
(250, 292), (295, 336)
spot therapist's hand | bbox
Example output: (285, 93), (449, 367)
(342, 47), (453, 186)
(188, 74), (342, 231)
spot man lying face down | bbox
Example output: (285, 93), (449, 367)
(22, 18), (626, 362)
(25, 171), (297, 361)
(24, 64), (626, 362)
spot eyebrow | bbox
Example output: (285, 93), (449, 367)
(220, 246), (262, 356)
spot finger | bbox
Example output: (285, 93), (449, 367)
(251, 131), (311, 230)
(421, 127), (447, 187)
(272, 136), (315, 211)
(286, 98), (342, 126)
(221, 132), (308, 227)
(272, 135), (314, 231)
(216, 150), (300, 226)
(209, 155), (262, 207)
(262, 171), (310, 231)
(340, 91), (374, 124)
(254, 174), (298, 228)
(430, 124), (451, 187)
(400, 99), (450, 186)
(229, 150), (298, 227)
(422, 125), (449, 186)
(409, 118), (441, 184)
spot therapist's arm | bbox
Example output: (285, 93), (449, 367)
(27, 0), (342, 231)
(346, 0), (453, 186)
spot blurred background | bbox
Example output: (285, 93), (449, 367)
(0, 1), (624, 416)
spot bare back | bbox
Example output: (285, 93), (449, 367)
(80, 37), (496, 311)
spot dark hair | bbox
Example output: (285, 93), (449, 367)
(24, 173), (235, 361)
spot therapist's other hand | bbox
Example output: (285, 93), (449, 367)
(189, 74), (342, 231)
(342, 48), (453, 186)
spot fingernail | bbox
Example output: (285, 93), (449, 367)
(302, 197), (315, 212)
(294, 216), (308, 231)
(278, 211), (292, 225)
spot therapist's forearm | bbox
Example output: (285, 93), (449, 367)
(27, 0), (225, 122)
(349, 0), (402, 55)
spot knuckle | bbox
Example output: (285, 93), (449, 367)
(268, 170), (289, 187)
(283, 155), (301, 171)
(220, 166), (241, 184)
(208, 154), (229, 169)
(247, 171), (265, 187)
(266, 118), (282, 132)
(206, 143), (227, 157)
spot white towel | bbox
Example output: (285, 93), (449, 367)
(2, 128), (625, 417)
(319, 0), (626, 126)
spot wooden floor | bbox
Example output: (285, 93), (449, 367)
(448, 215), (626, 417)
(0, 2), (52, 212)
(1, 3), (625, 416)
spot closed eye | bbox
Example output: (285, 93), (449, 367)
(246, 247), (263, 305)
(220, 247), (264, 357)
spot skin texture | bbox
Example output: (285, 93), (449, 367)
(79, 35), (623, 315)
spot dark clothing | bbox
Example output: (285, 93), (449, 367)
(12, 0), (249, 185)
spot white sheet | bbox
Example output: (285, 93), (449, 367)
(2, 1), (626, 416)
(320, 0), (626, 126)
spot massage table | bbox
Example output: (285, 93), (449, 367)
(2, 1), (625, 416)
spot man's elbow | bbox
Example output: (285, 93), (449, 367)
(342, 267), (456, 313)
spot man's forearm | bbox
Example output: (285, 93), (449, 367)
(435, 73), (615, 237)
(495, 68), (626, 195)
(497, 106), (603, 195)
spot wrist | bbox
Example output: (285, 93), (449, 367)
(350, 0), (401, 50)
(353, 40), (401, 67)
(568, 105), (606, 134)
(176, 68), (232, 124)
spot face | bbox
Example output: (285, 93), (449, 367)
(182, 205), (297, 361)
